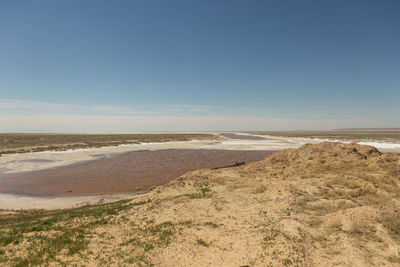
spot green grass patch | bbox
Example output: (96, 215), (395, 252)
(119, 220), (192, 265)
(0, 199), (152, 265)
(196, 238), (209, 247)
(186, 187), (213, 199)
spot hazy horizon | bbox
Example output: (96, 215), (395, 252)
(1, 1), (399, 132)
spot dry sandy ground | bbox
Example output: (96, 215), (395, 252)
(1, 142), (399, 266)
(0, 192), (144, 210)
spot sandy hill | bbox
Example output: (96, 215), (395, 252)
(1, 142), (400, 266)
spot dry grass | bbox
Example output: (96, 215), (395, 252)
(325, 220), (343, 234)
(348, 218), (373, 235)
(381, 213), (400, 240)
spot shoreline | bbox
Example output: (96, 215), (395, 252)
(0, 191), (144, 210)
(0, 149), (275, 198)
(2, 133), (399, 175)
(1, 133), (400, 210)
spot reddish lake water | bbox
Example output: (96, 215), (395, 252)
(0, 149), (275, 197)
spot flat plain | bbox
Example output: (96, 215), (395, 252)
(251, 130), (400, 143)
(0, 133), (218, 155)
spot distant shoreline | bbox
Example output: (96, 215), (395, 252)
(250, 131), (400, 144)
(333, 127), (400, 131)
(0, 133), (219, 155)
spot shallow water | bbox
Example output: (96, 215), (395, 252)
(0, 149), (275, 197)
(19, 159), (55, 163)
(220, 133), (268, 140)
(0, 168), (10, 177)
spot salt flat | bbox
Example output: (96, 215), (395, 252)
(2, 133), (398, 175)
(1, 133), (399, 210)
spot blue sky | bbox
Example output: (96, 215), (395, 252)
(0, 0), (399, 132)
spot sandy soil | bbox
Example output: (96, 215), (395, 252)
(0, 192), (143, 210)
(1, 142), (399, 266)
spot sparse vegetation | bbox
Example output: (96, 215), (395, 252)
(0, 133), (218, 155)
(186, 187), (212, 198)
(204, 221), (219, 228)
(0, 199), (151, 265)
(381, 213), (400, 240)
(196, 238), (209, 247)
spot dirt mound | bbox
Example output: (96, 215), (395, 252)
(1, 142), (399, 266)
(268, 141), (382, 163)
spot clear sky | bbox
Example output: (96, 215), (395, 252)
(0, 0), (399, 132)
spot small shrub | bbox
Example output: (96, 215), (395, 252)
(186, 187), (212, 199)
(204, 222), (218, 228)
(348, 218), (372, 235)
(325, 220), (342, 234)
(381, 213), (400, 240)
(196, 238), (209, 247)
(308, 217), (323, 228)
(255, 185), (267, 193)
(282, 258), (293, 266)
